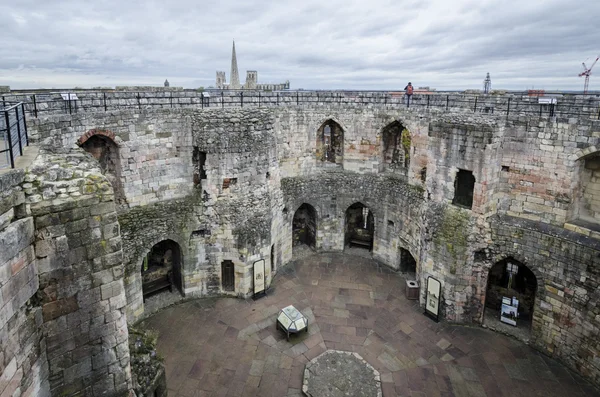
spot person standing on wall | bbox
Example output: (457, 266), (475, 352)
(404, 82), (413, 106)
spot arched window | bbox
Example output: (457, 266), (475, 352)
(345, 203), (374, 251)
(381, 121), (411, 172)
(141, 240), (183, 302)
(317, 120), (344, 164)
(576, 153), (600, 223)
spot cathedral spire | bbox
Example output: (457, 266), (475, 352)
(230, 40), (241, 89)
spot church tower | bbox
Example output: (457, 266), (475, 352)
(230, 40), (241, 89)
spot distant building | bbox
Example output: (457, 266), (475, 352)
(216, 41), (290, 90)
(164, 79), (170, 87)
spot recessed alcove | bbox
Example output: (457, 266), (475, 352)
(344, 203), (374, 251)
(381, 121), (411, 173)
(483, 258), (537, 341)
(452, 169), (475, 209)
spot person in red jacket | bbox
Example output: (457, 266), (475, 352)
(404, 82), (413, 106)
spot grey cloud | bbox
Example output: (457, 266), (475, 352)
(0, 0), (598, 90)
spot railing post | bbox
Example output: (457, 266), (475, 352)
(14, 106), (23, 156)
(22, 103), (28, 146)
(427, 95), (430, 109)
(507, 97), (511, 117)
(446, 95), (449, 110)
(33, 94), (38, 118)
(170, 94), (173, 108)
(258, 92), (261, 108)
(103, 92), (107, 112)
(539, 104), (543, 118)
(240, 92), (243, 107)
(137, 92), (141, 110)
(201, 93), (204, 109)
(221, 91), (224, 108)
(277, 93), (279, 106)
(474, 96), (478, 112)
(68, 93), (72, 114)
(297, 92), (299, 105)
(4, 109), (14, 168)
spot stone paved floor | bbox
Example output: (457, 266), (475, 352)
(141, 253), (599, 397)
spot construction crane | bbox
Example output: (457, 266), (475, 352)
(579, 54), (599, 94)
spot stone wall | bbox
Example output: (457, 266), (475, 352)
(26, 151), (131, 395)
(5, 89), (600, 121)
(6, 102), (600, 389)
(488, 216), (600, 383)
(118, 198), (197, 321)
(28, 110), (195, 209)
(0, 169), (49, 397)
(281, 172), (424, 269)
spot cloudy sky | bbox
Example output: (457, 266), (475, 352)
(1, 0), (599, 91)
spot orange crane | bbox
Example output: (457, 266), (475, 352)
(579, 54), (599, 94)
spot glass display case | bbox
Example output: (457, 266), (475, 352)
(276, 305), (308, 340)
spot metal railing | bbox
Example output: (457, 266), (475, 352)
(2, 90), (600, 121)
(1, 102), (29, 169)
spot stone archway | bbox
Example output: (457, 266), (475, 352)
(141, 239), (183, 301)
(293, 203), (317, 250)
(344, 202), (374, 251)
(78, 132), (126, 205)
(316, 119), (344, 165)
(483, 258), (537, 339)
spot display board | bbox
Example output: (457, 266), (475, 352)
(253, 259), (266, 298)
(500, 296), (519, 326)
(424, 276), (441, 322)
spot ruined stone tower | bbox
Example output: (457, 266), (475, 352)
(229, 40), (241, 89)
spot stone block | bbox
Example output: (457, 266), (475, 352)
(42, 296), (79, 322)
(100, 281), (122, 301)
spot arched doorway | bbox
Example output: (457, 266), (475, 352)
(381, 121), (411, 173)
(80, 134), (126, 205)
(141, 240), (183, 301)
(399, 248), (416, 276)
(345, 203), (374, 251)
(221, 260), (235, 292)
(316, 120), (344, 165)
(293, 204), (317, 250)
(484, 258), (537, 338)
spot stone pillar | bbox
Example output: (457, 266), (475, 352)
(27, 151), (132, 396)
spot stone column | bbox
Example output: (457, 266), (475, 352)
(27, 151), (131, 396)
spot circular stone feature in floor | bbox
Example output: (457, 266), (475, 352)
(303, 350), (381, 397)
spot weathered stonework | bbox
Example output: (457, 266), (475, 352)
(25, 151), (131, 395)
(2, 94), (600, 393)
(0, 169), (49, 397)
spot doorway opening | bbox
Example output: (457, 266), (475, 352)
(344, 203), (374, 251)
(221, 260), (235, 292)
(141, 240), (183, 302)
(483, 258), (537, 340)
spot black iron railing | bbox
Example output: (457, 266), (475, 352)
(0, 102), (28, 169)
(2, 90), (600, 121)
